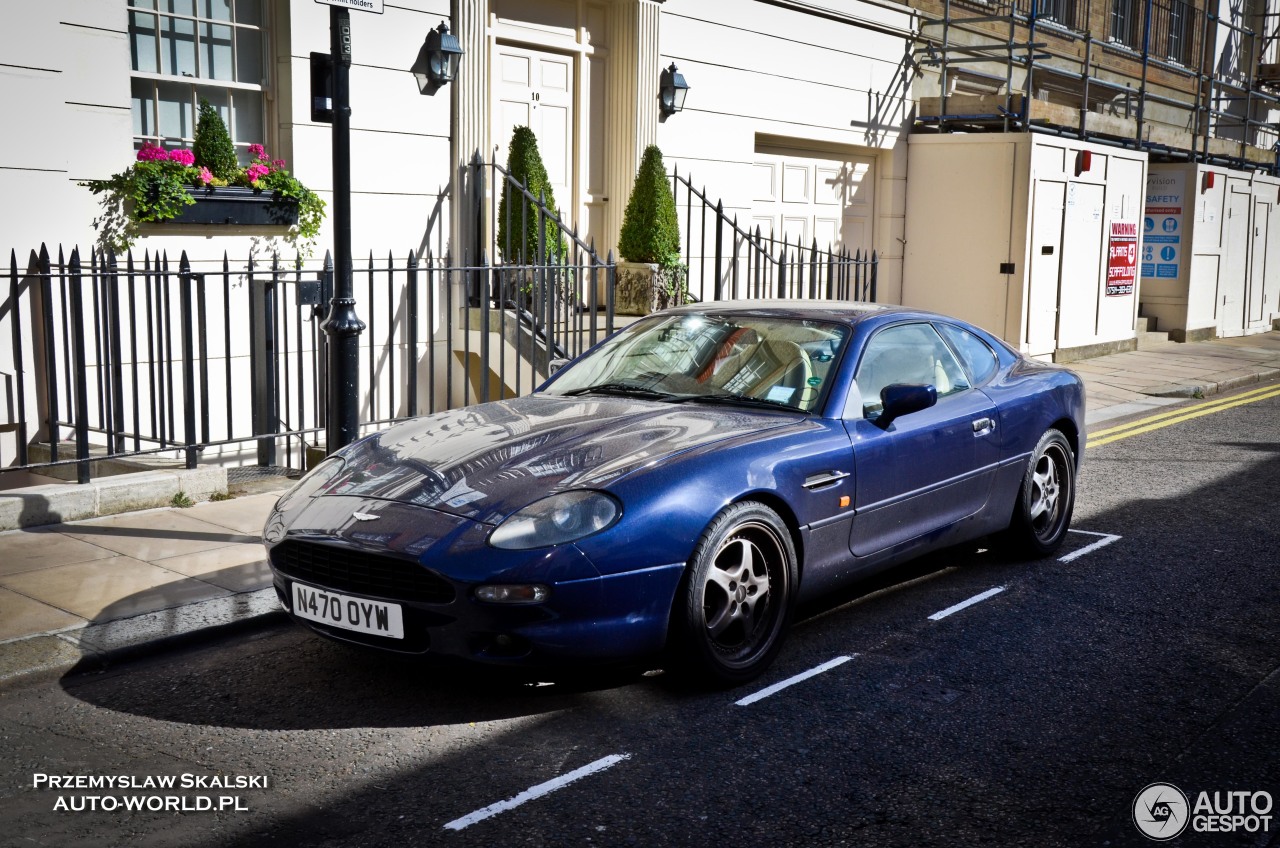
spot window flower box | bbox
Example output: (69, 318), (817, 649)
(82, 101), (324, 256)
(172, 185), (300, 227)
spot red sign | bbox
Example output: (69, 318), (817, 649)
(1107, 221), (1137, 297)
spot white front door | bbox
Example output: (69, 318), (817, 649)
(751, 144), (876, 259)
(493, 44), (575, 219)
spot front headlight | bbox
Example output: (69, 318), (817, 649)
(488, 491), (621, 550)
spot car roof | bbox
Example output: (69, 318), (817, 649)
(664, 299), (940, 328)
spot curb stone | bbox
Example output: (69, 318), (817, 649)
(0, 589), (286, 685)
(1142, 367), (1280, 398)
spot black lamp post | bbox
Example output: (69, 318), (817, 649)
(659, 62), (690, 117)
(322, 5), (364, 456)
(413, 22), (463, 96)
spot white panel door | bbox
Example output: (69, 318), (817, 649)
(1057, 182), (1105, 348)
(1249, 200), (1268, 325)
(1219, 190), (1250, 337)
(493, 44), (574, 218)
(1027, 180), (1066, 357)
(753, 145), (875, 258)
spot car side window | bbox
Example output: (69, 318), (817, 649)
(855, 323), (971, 418)
(937, 323), (999, 385)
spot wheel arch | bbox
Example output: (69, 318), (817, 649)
(731, 490), (805, 581)
(1050, 416), (1081, 467)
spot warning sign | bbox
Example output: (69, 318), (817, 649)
(1142, 171), (1183, 280)
(1107, 221), (1138, 297)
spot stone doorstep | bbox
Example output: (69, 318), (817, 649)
(0, 466), (227, 532)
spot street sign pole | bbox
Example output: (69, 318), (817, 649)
(321, 4), (364, 454)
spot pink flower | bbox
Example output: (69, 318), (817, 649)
(168, 148), (195, 167)
(198, 167), (213, 185)
(246, 164), (269, 182)
(136, 143), (168, 162)
(248, 143), (267, 160)
(272, 158), (287, 171)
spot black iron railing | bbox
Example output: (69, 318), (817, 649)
(470, 153), (618, 387)
(0, 242), (615, 481)
(670, 169), (878, 304)
(3, 160), (879, 482)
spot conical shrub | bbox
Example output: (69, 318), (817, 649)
(618, 145), (680, 267)
(496, 126), (567, 264)
(192, 99), (239, 181)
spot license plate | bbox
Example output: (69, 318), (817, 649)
(291, 582), (404, 639)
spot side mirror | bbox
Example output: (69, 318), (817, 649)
(877, 383), (937, 428)
(548, 358), (570, 376)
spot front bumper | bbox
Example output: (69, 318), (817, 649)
(265, 495), (685, 666)
(271, 561), (685, 664)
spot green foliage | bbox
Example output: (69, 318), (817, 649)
(170, 491), (195, 508)
(81, 142), (325, 257)
(83, 159), (197, 254)
(496, 126), (568, 264)
(618, 145), (681, 268)
(209, 491), (233, 502)
(256, 167), (326, 254)
(192, 100), (239, 181)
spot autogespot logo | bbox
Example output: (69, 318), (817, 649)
(1134, 783), (1189, 841)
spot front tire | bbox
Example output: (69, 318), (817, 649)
(671, 502), (797, 687)
(1006, 428), (1076, 556)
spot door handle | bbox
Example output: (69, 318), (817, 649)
(972, 417), (995, 435)
(803, 471), (849, 490)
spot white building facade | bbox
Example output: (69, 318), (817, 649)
(1, 0), (915, 298)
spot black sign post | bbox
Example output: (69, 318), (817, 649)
(320, 4), (364, 455)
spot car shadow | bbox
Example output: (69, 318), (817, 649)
(58, 617), (671, 730)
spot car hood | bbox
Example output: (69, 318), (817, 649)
(318, 394), (799, 525)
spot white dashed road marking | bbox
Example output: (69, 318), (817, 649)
(444, 754), (631, 831)
(1059, 530), (1122, 563)
(928, 586), (1006, 621)
(735, 655), (854, 707)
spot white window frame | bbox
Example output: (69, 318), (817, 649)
(127, 0), (270, 159)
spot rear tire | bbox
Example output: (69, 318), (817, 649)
(670, 502), (797, 687)
(1005, 428), (1075, 556)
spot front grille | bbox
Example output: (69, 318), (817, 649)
(271, 540), (455, 604)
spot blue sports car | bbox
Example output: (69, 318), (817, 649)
(264, 302), (1084, 685)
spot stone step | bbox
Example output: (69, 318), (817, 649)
(1136, 330), (1172, 350)
(1136, 315), (1157, 333)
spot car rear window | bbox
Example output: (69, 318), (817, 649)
(937, 323), (999, 385)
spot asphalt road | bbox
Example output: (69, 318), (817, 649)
(2, 383), (1279, 848)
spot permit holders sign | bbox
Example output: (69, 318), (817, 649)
(315, 0), (384, 13)
(1107, 221), (1138, 297)
(292, 581), (404, 638)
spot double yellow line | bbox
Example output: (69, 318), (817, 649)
(1086, 382), (1280, 449)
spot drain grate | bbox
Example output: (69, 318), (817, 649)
(227, 465), (301, 483)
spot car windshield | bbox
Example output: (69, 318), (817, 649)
(542, 313), (850, 413)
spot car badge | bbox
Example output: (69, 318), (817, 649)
(351, 511), (379, 522)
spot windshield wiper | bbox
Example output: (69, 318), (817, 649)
(561, 382), (676, 400)
(682, 392), (803, 412)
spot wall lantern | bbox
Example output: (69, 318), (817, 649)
(659, 62), (690, 117)
(412, 22), (463, 96)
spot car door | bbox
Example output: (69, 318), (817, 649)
(844, 322), (1000, 557)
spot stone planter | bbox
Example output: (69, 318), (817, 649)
(615, 261), (688, 316)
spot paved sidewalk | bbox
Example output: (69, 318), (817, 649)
(2, 330), (1279, 683)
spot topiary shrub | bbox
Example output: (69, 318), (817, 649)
(496, 126), (567, 264)
(615, 145), (686, 314)
(192, 99), (239, 181)
(618, 145), (681, 268)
